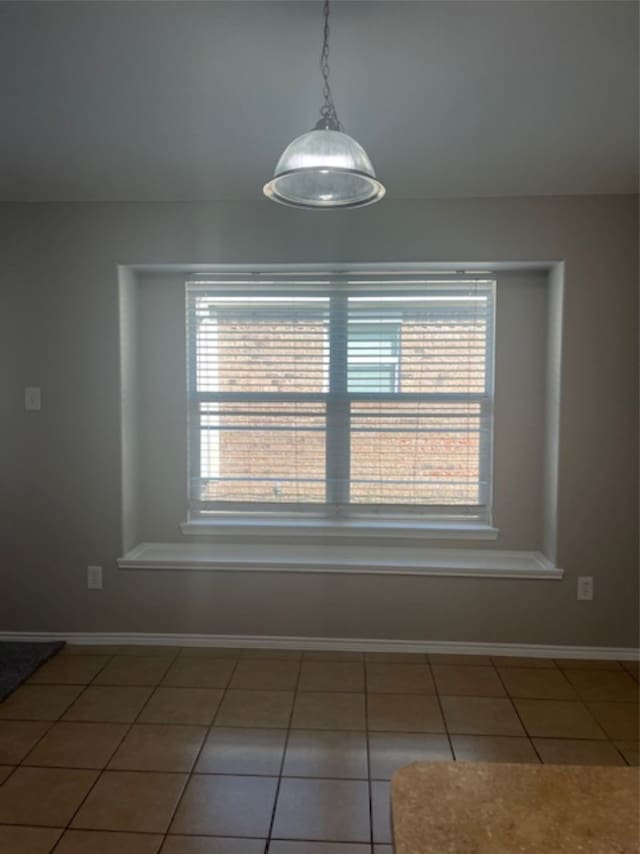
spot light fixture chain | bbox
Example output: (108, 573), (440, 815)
(319, 0), (343, 130)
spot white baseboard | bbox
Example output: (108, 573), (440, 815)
(0, 632), (637, 661)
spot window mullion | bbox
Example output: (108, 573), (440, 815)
(326, 291), (350, 506)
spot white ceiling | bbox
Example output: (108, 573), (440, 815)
(0, 0), (637, 202)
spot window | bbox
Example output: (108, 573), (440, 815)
(186, 275), (494, 524)
(347, 324), (400, 393)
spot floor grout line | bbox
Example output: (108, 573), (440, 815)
(4, 717), (636, 740)
(0, 653), (122, 804)
(363, 654), (375, 853)
(263, 654), (304, 854)
(490, 659), (544, 763)
(430, 660), (456, 764)
(47, 650), (144, 853)
(155, 652), (243, 853)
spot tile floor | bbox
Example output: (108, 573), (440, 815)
(0, 646), (637, 853)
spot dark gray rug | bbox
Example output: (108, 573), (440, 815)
(0, 641), (65, 701)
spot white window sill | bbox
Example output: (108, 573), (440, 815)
(118, 542), (563, 579)
(180, 517), (500, 541)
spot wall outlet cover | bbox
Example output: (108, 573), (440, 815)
(577, 576), (594, 601)
(24, 387), (41, 411)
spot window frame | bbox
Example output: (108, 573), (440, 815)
(185, 273), (496, 530)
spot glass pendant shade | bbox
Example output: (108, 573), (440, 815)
(263, 128), (385, 209)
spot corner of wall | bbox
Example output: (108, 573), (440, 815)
(542, 261), (564, 564)
(118, 265), (140, 554)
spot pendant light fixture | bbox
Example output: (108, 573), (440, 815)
(263, 0), (385, 209)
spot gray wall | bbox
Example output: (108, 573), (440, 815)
(1, 195), (638, 646)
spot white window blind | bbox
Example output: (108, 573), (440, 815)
(186, 275), (494, 522)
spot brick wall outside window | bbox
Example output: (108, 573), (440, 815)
(201, 319), (482, 506)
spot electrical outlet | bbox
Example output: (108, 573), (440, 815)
(87, 565), (102, 590)
(24, 387), (41, 411)
(577, 576), (593, 601)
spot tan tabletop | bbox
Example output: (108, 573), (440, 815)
(391, 761), (639, 853)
